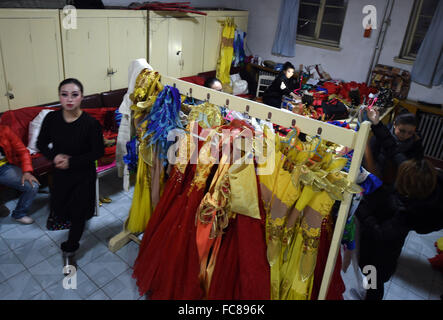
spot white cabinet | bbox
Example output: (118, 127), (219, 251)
(202, 10), (249, 73)
(0, 9), (63, 111)
(61, 9), (147, 95)
(148, 11), (205, 78)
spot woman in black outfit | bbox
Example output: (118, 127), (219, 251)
(356, 107), (443, 300)
(262, 61), (299, 108)
(37, 78), (104, 271)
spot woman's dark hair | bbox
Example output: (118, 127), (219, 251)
(204, 77), (221, 89)
(58, 78), (84, 94)
(282, 61), (295, 72)
(395, 158), (437, 199)
(394, 112), (417, 127)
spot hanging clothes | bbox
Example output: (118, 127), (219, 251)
(258, 128), (360, 300)
(207, 165), (270, 300)
(216, 18), (235, 90)
(125, 70), (165, 233)
(116, 59), (152, 188)
(132, 105), (224, 299)
(129, 83), (358, 299)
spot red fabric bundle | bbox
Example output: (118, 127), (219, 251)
(323, 82), (340, 95)
(428, 241), (443, 273)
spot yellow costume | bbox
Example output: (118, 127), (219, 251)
(126, 70), (165, 233)
(259, 128), (361, 300)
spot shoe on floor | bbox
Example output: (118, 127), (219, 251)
(15, 216), (34, 224)
(0, 204), (10, 218)
(62, 251), (77, 275)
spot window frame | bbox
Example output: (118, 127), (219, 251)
(397, 0), (437, 64)
(296, 0), (348, 51)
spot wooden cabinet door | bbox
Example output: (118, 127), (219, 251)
(0, 19), (31, 110)
(202, 16), (222, 73)
(29, 17), (64, 105)
(178, 16), (204, 77)
(168, 17), (204, 77)
(148, 17), (169, 75)
(62, 16), (110, 95)
(109, 15), (147, 90)
(0, 48), (9, 112)
(0, 13), (62, 110)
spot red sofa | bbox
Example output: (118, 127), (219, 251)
(0, 88), (126, 178)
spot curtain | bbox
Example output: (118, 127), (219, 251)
(411, 0), (443, 87)
(271, 0), (300, 57)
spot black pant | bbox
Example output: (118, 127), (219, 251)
(61, 213), (87, 253)
(364, 267), (387, 300)
(262, 96), (282, 109)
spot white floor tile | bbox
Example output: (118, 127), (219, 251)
(82, 251), (129, 288)
(0, 270), (43, 300)
(88, 289), (111, 300)
(384, 282), (424, 300)
(0, 236), (10, 256)
(115, 241), (139, 267)
(0, 251), (26, 283)
(28, 253), (65, 290)
(30, 290), (52, 300)
(101, 268), (141, 300)
(13, 234), (59, 269)
(75, 234), (109, 268)
(1, 223), (45, 250)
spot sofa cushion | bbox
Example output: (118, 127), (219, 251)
(0, 106), (54, 145)
(101, 88), (127, 108)
(28, 109), (55, 155)
(31, 154), (53, 176)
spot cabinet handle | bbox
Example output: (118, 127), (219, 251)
(107, 68), (117, 76)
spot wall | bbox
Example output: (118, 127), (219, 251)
(225, 0), (443, 104)
(102, 0), (229, 8)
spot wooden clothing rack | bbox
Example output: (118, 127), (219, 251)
(108, 75), (371, 300)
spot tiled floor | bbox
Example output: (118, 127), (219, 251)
(1, 173), (442, 300)
(342, 229), (443, 300)
(0, 173), (144, 300)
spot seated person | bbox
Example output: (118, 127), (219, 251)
(204, 77), (223, 91)
(0, 124), (40, 224)
(186, 77), (223, 106)
(262, 61), (299, 108)
(356, 157), (443, 300)
(367, 108), (423, 184)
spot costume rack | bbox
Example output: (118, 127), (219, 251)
(108, 75), (371, 300)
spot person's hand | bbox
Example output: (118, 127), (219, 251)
(54, 154), (70, 170)
(21, 172), (40, 187)
(366, 107), (380, 125)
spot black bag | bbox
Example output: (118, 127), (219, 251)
(317, 100), (349, 120)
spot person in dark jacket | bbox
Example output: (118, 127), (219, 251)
(356, 157), (443, 300)
(262, 61), (299, 108)
(369, 110), (423, 184)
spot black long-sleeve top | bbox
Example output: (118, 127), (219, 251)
(356, 175), (443, 282)
(37, 109), (104, 172)
(369, 122), (424, 178)
(262, 73), (298, 100)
